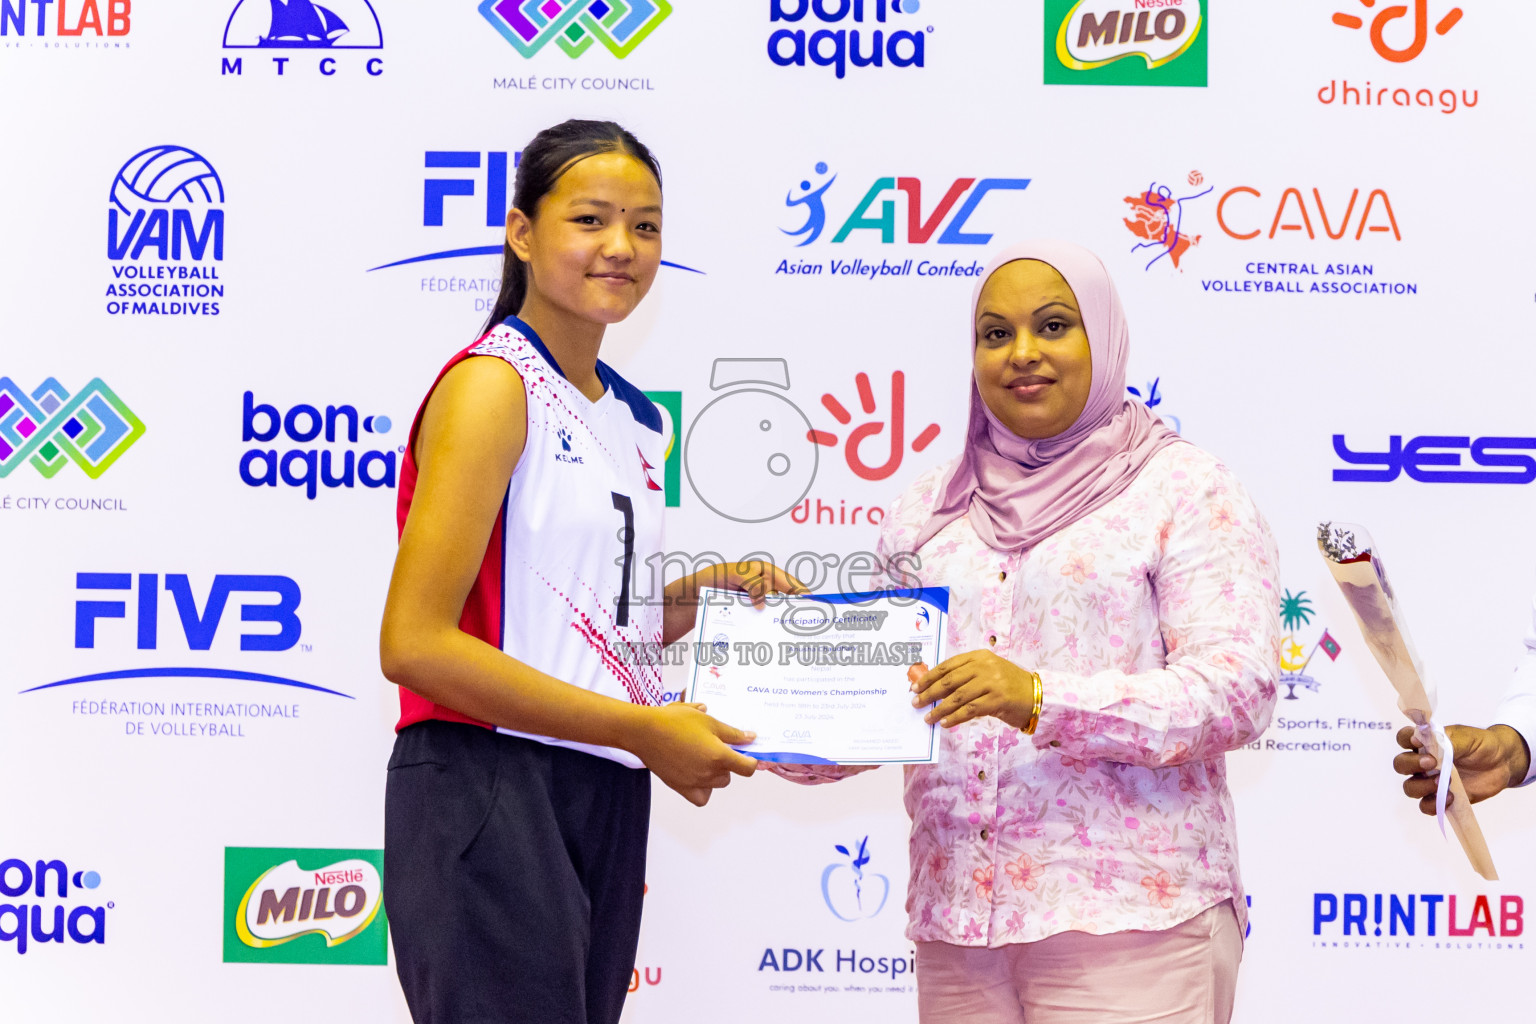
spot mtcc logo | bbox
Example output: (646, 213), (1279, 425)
(0, 377), (144, 480)
(1332, 0), (1461, 63)
(220, 0), (385, 78)
(479, 0), (672, 58)
(822, 836), (890, 922)
(783, 162), (1030, 246)
(769, 0), (929, 79)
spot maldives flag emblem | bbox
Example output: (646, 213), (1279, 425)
(1319, 630), (1342, 661)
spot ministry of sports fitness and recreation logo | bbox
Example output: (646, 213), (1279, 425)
(1318, 2), (1477, 115)
(220, 0), (385, 79)
(1044, 0), (1206, 87)
(0, 378), (144, 480)
(0, 0), (131, 48)
(1278, 589), (1341, 701)
(105, 145), (227, 318)
(223, 847), (387, 965)
(479, 0), (671, 57)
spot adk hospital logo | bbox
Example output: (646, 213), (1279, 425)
(105, 145), (227, 318)
(220, 0), (385, 79)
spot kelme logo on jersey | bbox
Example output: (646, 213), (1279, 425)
(0, 857), (111, 955)
(0, 0), (131, 47)
(105, 145), (227, 318)
(223, 847), (387, 965)
(1044, 1), (1206, 87)
(642, 390), (681, 506)
(0, 377), (145, 480)
(479, 0), (672, 58)
(769, 0), (929, 79)
(240, 392), (397, 499)
(219, 0), (385, 79)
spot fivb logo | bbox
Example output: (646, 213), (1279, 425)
(0, 377), (144, 480)
(0, 857), (111, 955)
(769, 0), (928, 79)
(240, 393), (397, 499)
(479, 0), (672, 58)
(74, 573), (302, 652)
(106, 145), (226, 318)
(783, 162), (1030, 246)
(224, 848), (387, 965)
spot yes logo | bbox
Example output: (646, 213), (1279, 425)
(224, 848), (387, 965)
(1045, 0), (1207, 87)
(822, 836), (890, 922)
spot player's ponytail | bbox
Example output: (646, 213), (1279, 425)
(480, 120), (663, 337)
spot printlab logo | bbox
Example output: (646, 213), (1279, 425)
(0, 857), (111, 955)
(479, 0), (672, 58)
(223, 847), (387, 965)
(1319, 3), (1476, 114)
(1277, 589), (1341, 700)
(368, 149), (702, 286)
(105, 145), (227, 318)
(1332, 434), (1536, 484)
(240, 392), (398, 500)
(0, 378), (144, 480)
(220, 0), (385, 78)
(0, 0), (131, 47)
(1121, 172), (1211, 272)
(822, 836), (890, 922)
(685, 359), (817, 524)
(1044, 0), (1206, 87)
(1312, 891), (1523, 946)
(768, 0), (929, 79)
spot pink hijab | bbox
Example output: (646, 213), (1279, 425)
(914, 240), (1184, 553)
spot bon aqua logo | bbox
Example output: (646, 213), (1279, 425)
(479, 0), (671, 58)
(223, 847), (387, 965)
(0, 377), (144, 480)
(769, 0), (929, 79)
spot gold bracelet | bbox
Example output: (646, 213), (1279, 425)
(1023, 671), (1043, 734)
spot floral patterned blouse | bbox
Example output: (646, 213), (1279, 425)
(818, 442), (1280, 947)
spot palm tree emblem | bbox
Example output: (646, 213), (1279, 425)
(1278, 589), (1326, 700)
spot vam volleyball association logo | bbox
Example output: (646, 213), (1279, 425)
(479, 0), (672, 58)
(105, 145), (227, 318)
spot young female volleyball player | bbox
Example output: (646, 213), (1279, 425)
(379, 120), (800, 1024)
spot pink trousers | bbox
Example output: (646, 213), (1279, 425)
(915, 901), (1242, 1024)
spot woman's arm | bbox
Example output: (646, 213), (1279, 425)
(1027, 462), (1280, 767)
(379, 356), (757, 805)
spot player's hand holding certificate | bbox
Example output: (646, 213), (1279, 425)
(685, 587), (948, 765)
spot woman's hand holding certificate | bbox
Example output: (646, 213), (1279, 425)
(685, 587), (948, 765)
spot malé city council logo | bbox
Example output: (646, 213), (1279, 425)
(478, 0), (672, 58)
(0, 378), (144, 479)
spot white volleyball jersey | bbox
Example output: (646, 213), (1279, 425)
(395, 317), (667, 768)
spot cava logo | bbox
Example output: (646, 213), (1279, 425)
(224, 848), (387, 965)
(1045, 0), (1206, 87)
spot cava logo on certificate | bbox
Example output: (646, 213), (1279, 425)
(686, 587), (947, 765)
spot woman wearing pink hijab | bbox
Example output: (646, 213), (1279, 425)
(776, 241), (1280, 1023)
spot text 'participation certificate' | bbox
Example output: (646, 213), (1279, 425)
(685, 587), (948, 765)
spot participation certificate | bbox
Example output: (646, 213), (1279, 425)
(685, 587), (948, 765)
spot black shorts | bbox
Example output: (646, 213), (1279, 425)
(384, 720), (651, 1024)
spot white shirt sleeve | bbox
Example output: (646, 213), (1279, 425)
(1492, 594), (1536, 787)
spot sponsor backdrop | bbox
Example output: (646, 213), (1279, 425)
(3, 1), (1535, 1021)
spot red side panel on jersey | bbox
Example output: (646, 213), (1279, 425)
(393, 340), (504, 732)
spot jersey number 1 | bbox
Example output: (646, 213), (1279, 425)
(611, 492), (633, 627)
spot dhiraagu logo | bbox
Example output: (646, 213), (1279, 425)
(223, 847), (387, 965)
(1045, 0), (1207, 87)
